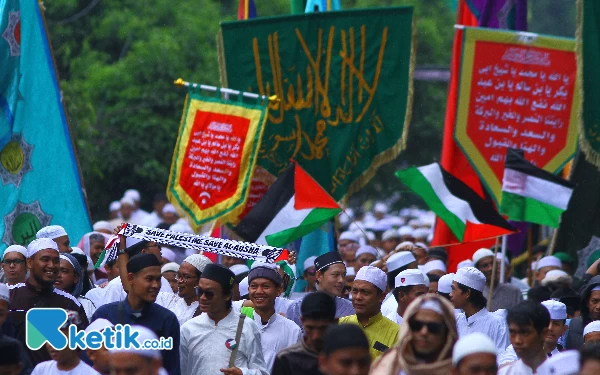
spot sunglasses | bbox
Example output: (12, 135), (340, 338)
(408, 319), (445, 335)
(195, 287), (215, 299)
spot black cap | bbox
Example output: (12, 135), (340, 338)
(127, 253), (161, 274)
(314, 252), (343, 272)
(248, 266), (283, 286)
(301, 292), (336, 320)
(427, 247), (448, 262)
(201, 264), (235, 291)
(322, 324), (369, 355)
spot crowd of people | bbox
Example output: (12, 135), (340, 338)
(1, 191), (600, 375)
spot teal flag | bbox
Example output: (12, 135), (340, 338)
(0, 0), (91, 252)
(293, 221), (335, 292)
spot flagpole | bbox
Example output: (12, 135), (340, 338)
(500, 235), (507, 283)
(487, 236), (500, 311)
(174, 78), (279, 102)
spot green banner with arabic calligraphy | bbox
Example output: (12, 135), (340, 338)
(218, 7), (414, 201)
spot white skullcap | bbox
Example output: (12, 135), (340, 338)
(170, 222), (194, 234)
(109, 325), (160, 359)
(346, 266), (356, 277)
(387, 251), (416, 272)
(36, 225), (68, 239)
(423, 272), (430, 287)
(68, 247), (91, 272)
(583, 321), (600, 337)
(413, 228), (430, 240)
(534, 256), (562, 270)
(422, 260), (447, 274)
(457, 259), (475, 269)
(420, 299), (443, 315)
(124, 189), (141, 202)
(355, 246), (379, 259)
(389, 216), (405, 227)
(183, 254), (212, 273)
(161, 262), (180, 274)
(239, 276), (249, 296)
(372, 220), (391, 232)
(251, 261), (278, 270)
(355, 266), (387, 292)
(541, 270), (570, 286)
(3, 245), (27, 259)
(373, 203), (389, 214)
(496, 253), (509, 265)
(161, 247), (176, 262)
(120, 196), (136, 207)
(364, 231), (376, 241)
(538, 350), (579, 375)
(382, 229), (400, 241)
(70, 247), (85, 255)
(452, 333), (497, 366)
(339, 231), (360, 243)
(229, 264), (250, 276)
(454, 267), (486, 292)
(408, 219), (421, 227)
(0, 283), (8, 303)
(162, 204), (178, 216)
(395, 269), (427, 288)
(414, 242), (429, 252)
(109, 201), (121, 211)
(395, 241), (414, 251)
(93, 221), (113, 233)
(398, 226), (414, 237)
(27, 238), (59, 258)
(542, 300), (567, 320)
(438, 273), (455, 294)
(85, 318), (114, 334)
(303, 256), (317, 271)
(472, 248), (494, 266)
(593, 286), (600, 292)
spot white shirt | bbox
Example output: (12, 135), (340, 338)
(141, 211), (163, 227)
(380, 292), (398, 317)
(275, 297), (294, 316)
(456, 308), (509, 352)
(78, 296), (96, 321)
(155, 292), (199, 325)
(252, 311), (301, 370)
(84, 287), (106, 309)
(31, 360), (100, 374)
(100, 276), (172, 305)
(498, 358), (543, 375)
(385, 311), (403, 325)
(498, 345), (559, 366)
(180, 309), (269, 375)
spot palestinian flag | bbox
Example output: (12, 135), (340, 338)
(396, 163), (515, 242)
(501, 148), (574, 228)
(234, 163), (341, 247)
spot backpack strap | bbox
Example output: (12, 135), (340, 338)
(228, 314), (246, 368)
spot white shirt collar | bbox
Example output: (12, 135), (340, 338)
(466, 308), (489, 326)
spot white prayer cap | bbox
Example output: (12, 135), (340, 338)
(454, 267), (486, 292)
(27, 238), (59, 258)
(438, 273), (455, 294)
(394, 269), (427, 288)
(496, 253), (509, 265)
(3, 245), (27, 259)
(398, 226), (414, 237)
(183, 254), (212, 273)
(36, 225), (67, 239)
(541, 270), (571, 286)
(85, 318), (114, 335)
(339, 231), (359, 243)
(109, 325), (160, 359)
(452, 333), (497, 366)
(583, 320), (600, 337)
(414, 242), (429, 252)
(472, 248), (494, 266)
(355, 266), (387, 292)
(229, 264), (250, 276)
(161, 247), (176, 262)
(422, 260), (447, 274)
(93, 221), (113, 233)
(162, 204), (178, 216)
(542, 300), (567, 320)
(457, 259), (475, 269)
(303, 256), (317, 271)
(394, 241), (414, 252)
(408, 219), (421, 227)
(70, 247), (85, 256)
(346, 267), (356, 277)
(109, 201), (121, 212)
(161, 262), (179, 274)
(373, 202), (388, 214)
(419, 299), (442, 315)
(364, 231), (376, 241)
(387, 251), (416, 272)
(538, 350), (579, 375)
(382, 229), (400, 241)
(0, 283), (9, 303)
(170, 222), (193, 234)
(534, 256), (562, 270)
(389, 216), (405, 227)
(239, 276), (249, 296)
(120, 196), (136, 207)
(355, 246), (379, 259)
(372, 220), (391, 232)
(124, 189), (141, 202)
(413, 228), (430, 240)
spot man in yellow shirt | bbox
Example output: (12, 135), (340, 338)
(339, 266), (399, 359)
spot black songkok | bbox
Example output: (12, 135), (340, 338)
(127, 253), (161, 274)
(314, 252), (343, 272)
(201, 264), (235, 291)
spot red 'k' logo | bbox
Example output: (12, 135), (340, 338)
(400, 278), (406, 283)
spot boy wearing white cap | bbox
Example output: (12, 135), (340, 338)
(472, 248), (522, 312)
(542, 300), (568, 355)
(387, 269), (428, 325)
(2, 245), (27, 286)
(380, 251), (418, 316)
(339, 266), (399, 359)
(381, 229), (401, 255)
(109, 325), (162, 375)
(532, 256), (562, 284)
(451, 267), (509, 352)
(36, 225), (71, 253)
(452, 333), (497, 375)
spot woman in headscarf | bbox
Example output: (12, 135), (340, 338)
(54, 253), (96, 320)
(79, 231), (109, 283)
(370, 294), (458, 375)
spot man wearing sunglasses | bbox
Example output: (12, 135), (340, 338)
(1, 245), (27, 286)
(387, 269), (429, 325)
(180, 264), (268, 375)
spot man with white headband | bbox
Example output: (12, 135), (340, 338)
(472, 248), (522, 312)
(36, 225), (71, 253)
(422, 259), (446, 277)
(9, 239), (89, 365)
(584, 321), (600, 344)
(532, 256), (562, 285)
(109, 325), (162, 375)
(451, 333), (497, 375)
(387, 269), (428, 325)
(353, 246), (379, 274)
(302, 256), (318, 293)
(2, 245), (27, 286)
(451, 267), (508, 352)
(339, 266), (399, 359)
(338, 232), (360, 267)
